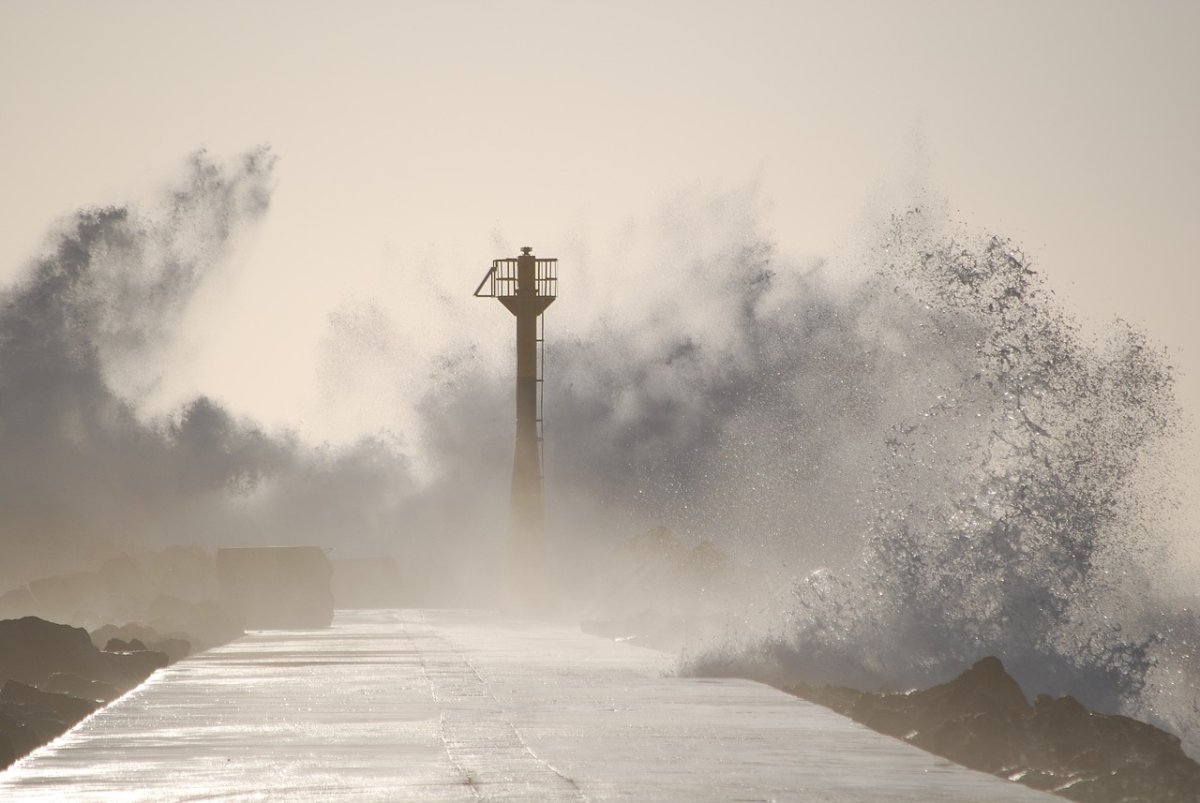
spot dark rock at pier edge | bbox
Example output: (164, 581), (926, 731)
(788, 656), (1200, 803)
(143, 594), (243, 652)
(0, 546), (243, 639)
(98, 648), (169, 693)
(104, 637), (147, 652)
(0, 616), (173, 769)
(0, 709), (41, 767)
(43, 673), (119, 704)
(91, 623), (193, 663)
(0, 680), (99, 765)
(0, 615), (169, 692)
(0, 617), (100, 689)
(1, 680), (98, 725)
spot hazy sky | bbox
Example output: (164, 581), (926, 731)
(2, 1), (1197, 457)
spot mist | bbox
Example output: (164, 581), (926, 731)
(2, 147), (1196, 759)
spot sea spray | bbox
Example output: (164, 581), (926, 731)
(0, 150), (429, 593)
(5, 155), (1196, 753)
(0, 149), (282, 583)
(539, 190), (971, 579)
(685, 208), (1199, 757)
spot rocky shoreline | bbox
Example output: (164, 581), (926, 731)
(785, 656), (1200, 803)
(0, 547), (252, 770)
(588, 608), (1200, 802)
(582, 529), (1200, 802)
(586, 619), (1200, 801)
(0, 614), (241, 770)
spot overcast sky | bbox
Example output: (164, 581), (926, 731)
(2, 1), (1197, 474)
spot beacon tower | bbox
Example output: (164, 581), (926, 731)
(475, 247), (557, 610)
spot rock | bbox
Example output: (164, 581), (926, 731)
(0, 708), (41, 764)
(787, 681), (863, 717)
(803, 656), (1033, 775)
(22, 562), (153, 628)
(91, 624), (192, 663)
(895, 656), (1032, 774)
(0, 615), (168, 696)
(0, 614), (174, 770)
(0, 617), (100, 688)
(97, 650), (169, 693)
(1024, 693), (1200, 802)
(6, 545), (225, 634)
(0, 728), (14, 769)
(922, 656), (1031, 719)
(783, 656), (1200, 803)
(1, 680), (97, 724)
(44, 673), (119, 704)
(102, 637), (147, 653)
(145, 594), (242, 651)
(0, 680), (98, 770)
(152, 637), (192, 663)
(90, 622), (159, 651)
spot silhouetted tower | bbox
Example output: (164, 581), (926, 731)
(475, 247), (557, 610)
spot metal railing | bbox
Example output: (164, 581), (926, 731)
(473, 258), (558, 299)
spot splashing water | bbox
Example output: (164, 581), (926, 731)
(685, 207), (1200, 757)
(3, 152), (1196, 755)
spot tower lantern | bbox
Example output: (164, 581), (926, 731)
(474, 246), (557, 610)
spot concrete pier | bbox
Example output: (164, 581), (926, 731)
(0, 610), (1050, 801)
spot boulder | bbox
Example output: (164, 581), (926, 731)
(785, 656), (1200, 803)
(0, 728), (14, 770)
(44, 673), (119, 704)
(0, 703), (80, 768)
(0, 617), (99, 687)
(892, 656), (1031, 773)
(0, 681), (98, 769)
(797, 656), (1033, 775)
(91, 623), (192, 663)
(97, 649), (169, 692)
(91, 622), (160, 650)
(1, 680), (97, 723)
(0, 614), (172, 770)
(0, 708), (41, 765)
(103, 637), (148, 653)
(1023, 693), (1200, 802)
(152, 637), (192, 663)
(0, 616), (168, 695)
(145, 595), (242, 651)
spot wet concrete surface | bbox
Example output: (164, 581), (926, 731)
(0, 609), (1052, 801)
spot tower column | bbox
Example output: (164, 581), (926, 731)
(475, 247), (557, 613)
(510, 250), (545, 609)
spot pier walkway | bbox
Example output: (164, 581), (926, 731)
(0, 609), (1050, 801)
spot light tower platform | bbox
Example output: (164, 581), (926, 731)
(0, 610), (1052, 801)
(475, 247), (558, 611)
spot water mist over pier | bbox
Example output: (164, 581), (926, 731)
(2, 3), (1198, 798)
